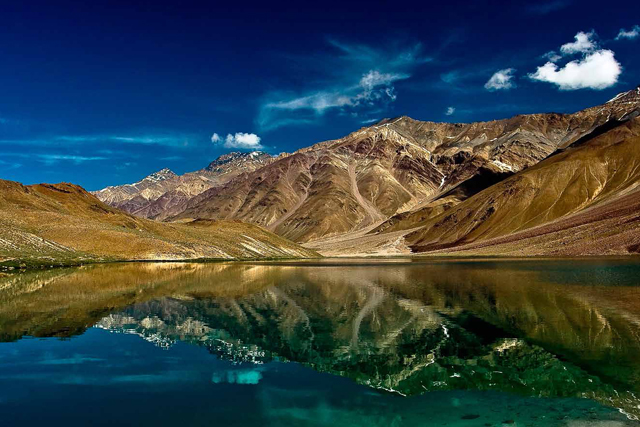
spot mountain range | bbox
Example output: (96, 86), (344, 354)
(94, 85), (640, 257)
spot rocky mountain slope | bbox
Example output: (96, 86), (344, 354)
(404, 115), (640, 255)
(93, 151), (273, 219)
(0, 179), (317, 267)
(169, 87), (640, 250)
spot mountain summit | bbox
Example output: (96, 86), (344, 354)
(93, 151), (273, 218)
(205, 151), (272, 172)
(144, 168), (177, 182)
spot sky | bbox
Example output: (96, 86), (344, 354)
(1, 0), (640, 190)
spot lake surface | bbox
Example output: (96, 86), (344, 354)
(2, 258), (640, 426)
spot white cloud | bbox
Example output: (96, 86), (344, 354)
(445, 107), (456, 116)
(484, 68), (516, 91)
(560, 31), (596, 54)
(528, 49), (621, 90)
(529, 31), (622, 91)
(616, 25), (640, 41)
(211, 132), (263, 150)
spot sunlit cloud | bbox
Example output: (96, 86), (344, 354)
(445, 107), (456, 116)
(529, 30), (622, 90)
(212, 132), (263, 150)
(560, 31), (596, 54)
(438, 65), (516, 94)
(484, 68), (516, 91)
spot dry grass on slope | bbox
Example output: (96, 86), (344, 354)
(419, 186), (640, 256)
(0, 180), (318, 267)
(408, 117), (640, 255)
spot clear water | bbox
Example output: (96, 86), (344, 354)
(2, 258), (640, 426)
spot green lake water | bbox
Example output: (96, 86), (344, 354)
(1, 258), (640, 426)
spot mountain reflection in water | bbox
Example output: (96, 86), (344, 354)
(2, 258), (640, 424)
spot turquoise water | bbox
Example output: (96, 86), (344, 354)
(1, 258), (640, 426)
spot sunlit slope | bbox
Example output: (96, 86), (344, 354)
(408, 117), (640, 254)
(0, 180), (318, 265)
(171, 87), (640, 244)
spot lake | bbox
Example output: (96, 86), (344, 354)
(2, 258), (640, 426)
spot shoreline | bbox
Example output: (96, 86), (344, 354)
(3, 252), (640, 273)
(0, 255), (322, 272)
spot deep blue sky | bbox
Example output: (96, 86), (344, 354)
(1, 0), (639, 190)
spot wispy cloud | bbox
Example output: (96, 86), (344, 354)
(211, 132), (263, 150)
(527, 0), (572, 14)
(616, 25), (640, 41)
(56, 135), (189, 146)
(484, 68), (516, 91)
(445, 107), (456, 116)
(529, 30), (621, 90)
(560, 31), (596, 54)
(257, 40), (429, 131)
(437, 64), (518, 94)
(36, 154), (107, 164)
(1, 134), (193, 147)
(542, 51), (563, 63)
(2, 153), (107, 164)
(0, 158), (21, 170)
